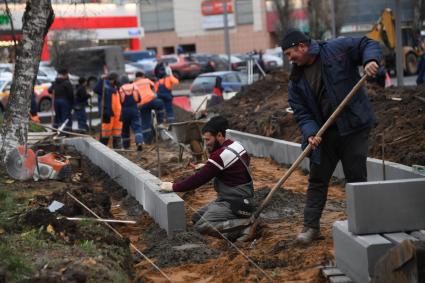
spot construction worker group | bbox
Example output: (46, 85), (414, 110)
(92, 63), (179, 150)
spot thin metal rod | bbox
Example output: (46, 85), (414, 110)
(381, 133), (386, 180)
(29, 122), (91, 138)
(253, 75), (368, 220)
(59, 216), (136, 224)
(66, 192), (174, 282)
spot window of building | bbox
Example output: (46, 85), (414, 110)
(235, 0), (253, 25)
(163, 46), (175, 55)
(179, 44), (196, 54)
(140, 0), (174, 32)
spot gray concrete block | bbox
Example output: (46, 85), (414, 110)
(226, 130), (424, 181)
(383, 232), (419, 244)
(410, 231), (425, 241)
(346, 178), (425, 235)
(322, 267), (344, 277)
(329, 276), (353, 283)
(64, 137), (186, 236)
(333, 221), (393, 283)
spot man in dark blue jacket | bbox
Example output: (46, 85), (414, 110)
(282, 29), (381, 244)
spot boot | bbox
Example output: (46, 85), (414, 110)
(112, 136), (122, 149)
(137, 144), (143, 151)
(296, 227), (320, 245)
(100, 136), (110, 146)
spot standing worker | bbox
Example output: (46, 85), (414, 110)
(118, 76), (144, 151)
(417, 38), (425, 85)
(155, 65), (179, 123)
(134, 71), (165, 144)
(93, 73), (122, 148)
(48, 69), (74, 131)
(74, 77), (90, 133)
(281, 29), (381, 244)
(29, 91), (40, 123)
(159, 116), (255, 241)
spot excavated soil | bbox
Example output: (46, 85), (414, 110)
(215, 70), (425, 166)
(1, 137), (346, 282)
(120, 142), (346, 282)
(0, 146), (133, 282)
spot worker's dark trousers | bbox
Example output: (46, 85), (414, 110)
(304, 127), (370, 229)
(121, 107), (143, 149)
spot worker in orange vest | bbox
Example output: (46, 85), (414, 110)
(155, 66), (179, 123)
(118, 76), (143, 151)
(30, 91), (40, 123)
(93, 73), (122, 148)
(134, 71), (165, 144)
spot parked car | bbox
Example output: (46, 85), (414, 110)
(0, 76), (52, 115)
(158, 54), (201, 79)
(123, 50), (156, 63)
(190, 53), (216, 73)
(189, 71), (248, 111)
(234, 53), (283, 73)
(218, 54), (246, 71)
(128, 62), (157, 81)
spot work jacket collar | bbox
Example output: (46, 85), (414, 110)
(307, 40), (320, 56)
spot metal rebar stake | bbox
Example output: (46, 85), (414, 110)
(152, 110), (161, 178)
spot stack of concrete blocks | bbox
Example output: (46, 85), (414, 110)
(226, 129), (425, 283)
(64, 137), (186, 236)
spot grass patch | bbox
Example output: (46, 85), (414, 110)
(0, 240), (34, 282)
(0, 189), (18, 230)
(79, 240), (97, 255)
(20, 227), (49, 252)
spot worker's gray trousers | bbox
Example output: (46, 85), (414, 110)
(192, 201), (249, 240)
(304, 127), (370, 229)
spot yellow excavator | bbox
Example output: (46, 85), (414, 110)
(367, 8), (420, 75)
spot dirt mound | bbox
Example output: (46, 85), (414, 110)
(216, 70), (425, 166)
(140, 224), (220, 268)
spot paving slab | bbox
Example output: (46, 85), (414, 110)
(322, 267), (345, 277)
(329, 276), (353, 283)
(65, 137), (186, 236)
(383, 232), (419, 244)
(333, 221), (393, 283)
(346, 178), (425, 235)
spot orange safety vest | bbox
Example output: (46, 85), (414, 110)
(134, 78), (156, 106)
(101, 91), (122, 138)
(154, 75), (179, 93)
(118, 83), (142, 105)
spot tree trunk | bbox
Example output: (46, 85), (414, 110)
(0, 0), (54, 163)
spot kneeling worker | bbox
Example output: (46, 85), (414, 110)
(160, 116), (254, 241)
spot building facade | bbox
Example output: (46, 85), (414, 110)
(139, 0), (274, 56)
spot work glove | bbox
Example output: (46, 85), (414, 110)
(159, 181), (174, 193)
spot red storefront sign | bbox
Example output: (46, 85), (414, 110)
(201, 0), (233, 16)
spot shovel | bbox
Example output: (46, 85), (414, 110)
(238, 75), (369, 239)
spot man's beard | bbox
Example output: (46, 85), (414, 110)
(208, 139), (221, 153)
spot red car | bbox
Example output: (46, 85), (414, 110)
(0, 77), (52, 115)
(158, 55), (201, 79)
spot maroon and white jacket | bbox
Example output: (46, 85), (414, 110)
(173, 139), (251, 192)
